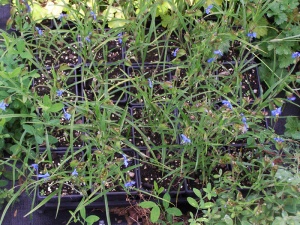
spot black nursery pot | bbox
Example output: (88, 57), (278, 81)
(128, 65), (172, 106)
(36, 150), (86, 203)
(89, 149), (139, 204)
(80, 64), (128, 104)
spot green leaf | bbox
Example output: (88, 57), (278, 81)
(48, 103), (64, 113)
(201, 202), (214, 209)
(23, 124), (35, 135)
(43, 95), (52, 107)
(0, 180), (8, 187)
(187, 197), (199, 208)
(241, 220), (252, 225)
(139, 201), (157, 209)
(85, 215), (100, 224)
(193, 188), (202, 198)
(224, 215), (233, 225)
(166, 207), (182, 217)
(162, 193), (170, 209)
(80, 207), (86, 220)
(150, 205), (160, 223)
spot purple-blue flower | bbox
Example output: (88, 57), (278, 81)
(35, 27), (43, 36)
(148, 78), (153, 88)
(287, 96), (296, 101)
(85, 32), (92, 42)
(292, 52), (300, 59)
(274, 137), (284, 143)
(58, 13), (67, 21)
(247, 32), (257, 38)
(181, 134), (191, 144)
(122, 154), (128, 167)
(241, 114), (248, 132)
(56, 90), (64, 97)
(90, 11), (97, 20)
(271, 107), (281, 116)
(63, 108), (71, 120)
(0, 100), (8, 111)
(207, 58), (215, 63)
(214, 50), (223, 56)
(222, 100), (233, 110)
(118, 33), (122, 44)
(22, 0), (31, 12)
(31, 164), (38, 171)
(72, 169), (78, 176)
(205, 5), (213, 14)
(125, 181), (135, 188)
(38, 172), (50, 180)
(173, 48), (179, 57)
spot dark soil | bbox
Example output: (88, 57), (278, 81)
(216, 63), (260, 101)
(128, 66), (172, 104)
(84, 30), (123, 63)
(38, 151), (85, 197)
(138, 150), (185, 192)
(81, 65), (127, 103)
(33, 68), (78, 101)
(125, 29), (167, 63)
(220, 40), (253, 62)
(131, 106), (178, 147)
(36, 35), (80, 67)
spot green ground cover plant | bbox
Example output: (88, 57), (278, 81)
(0, 0), (299, 224)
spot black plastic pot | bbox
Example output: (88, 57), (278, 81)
(36, 150), (86, 203)
(127, 65), (172, 106)
(80, 64), (128, 104)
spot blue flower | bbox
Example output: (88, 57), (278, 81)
(241, 114), (248, 132)
(173, 48), (179, 57)
(222, 100), (233, 110)
(207, 58), (215, 63)
(205, 5), (213, 14)
(90, 11), (97, 20)
(31, 164), (38, 171)
(247, 32), (257, 38)
(85, 32), (92, 42)
(22, 0), (31, 12)
(63, 108), (71, 120)
(287, 96), (296, 101)
(0, 101), (8, 111)
(214, 50), (223, 56)
(122, 154), (128, 167)
(38, 172), (50, 180)
(292, 52), (300, 59)
(58, 13), (67, 21)
(35, 27), (43, 36)
(181, 134), (191, 144)
(118, 33), (122, 44)
(72, 169), (78, 176)
(271, 107), (281, 116)
(274, 137), (284, 143)
(125, 181), (135, 188)
(148, 78), (153, 88)
(56, 90), (64, 97)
